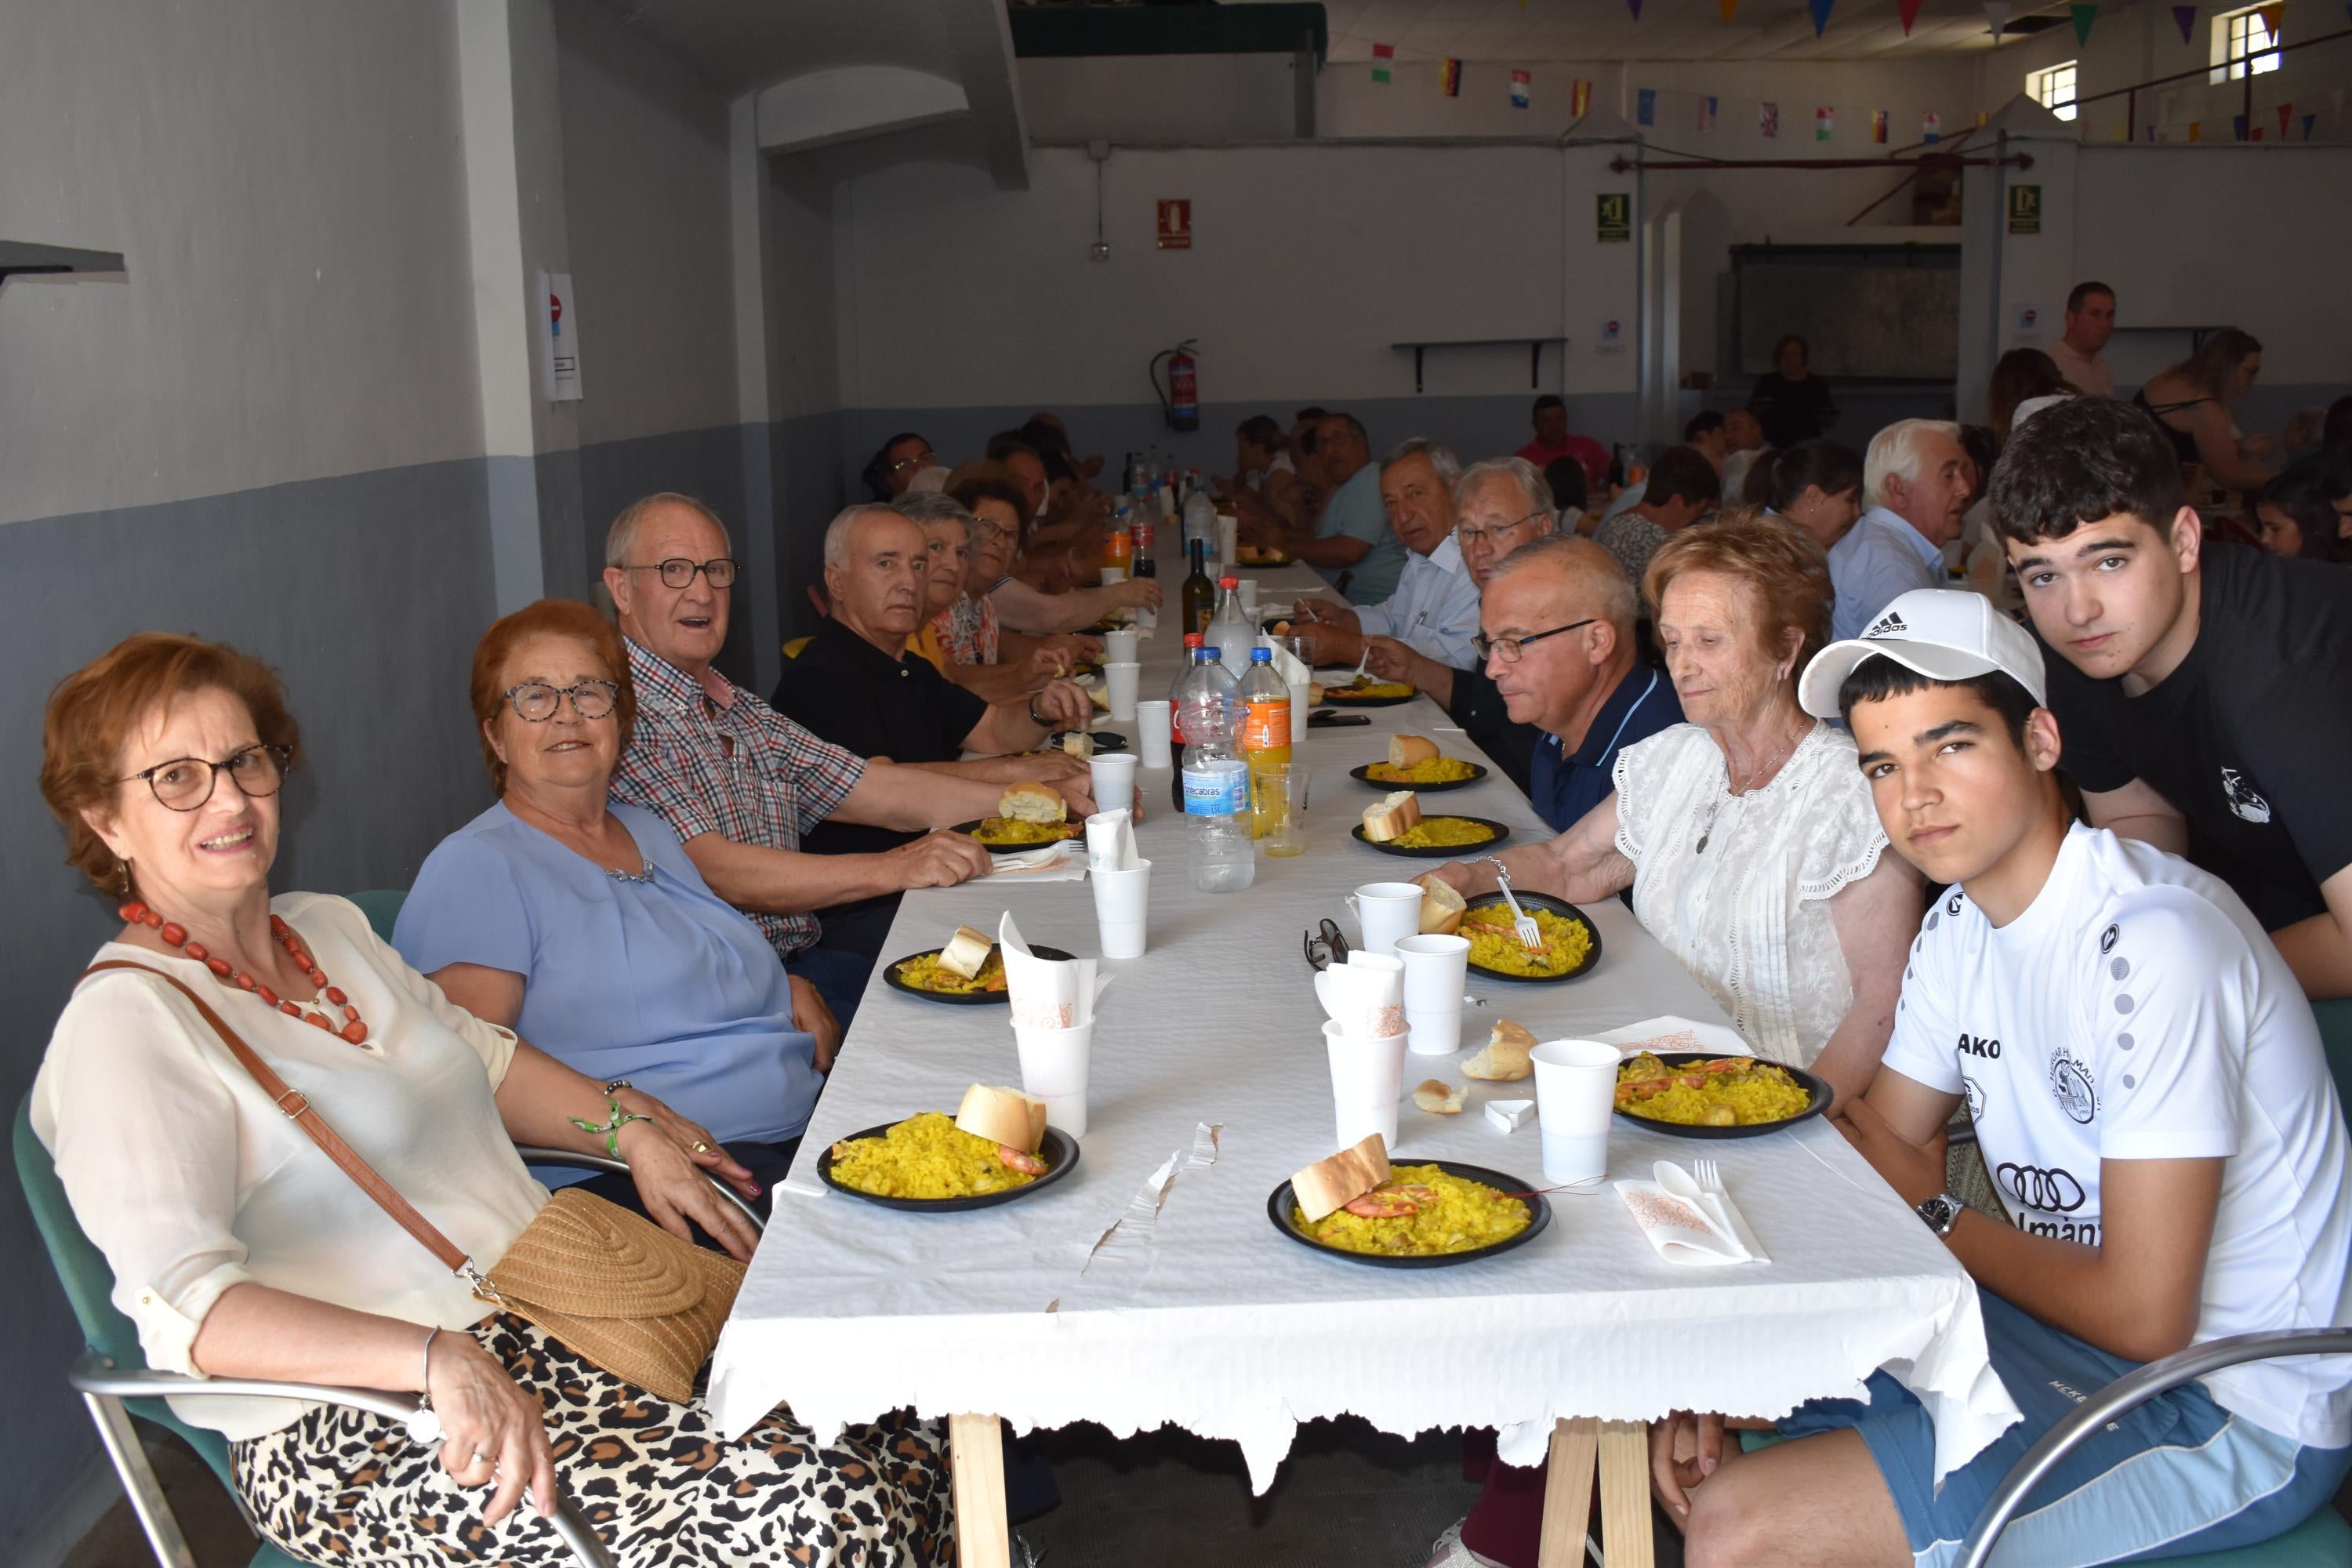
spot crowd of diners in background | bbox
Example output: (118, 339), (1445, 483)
(27, 281), (2352, 1567)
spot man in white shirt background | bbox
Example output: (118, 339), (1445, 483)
(2049, 281), (2117, 398)
(1289, 438), (1480, 668)
(1649, 587), (2352, 1566)
(1828, 419), (1972, 642)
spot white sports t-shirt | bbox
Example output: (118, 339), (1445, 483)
(1885, 823), (2352, 1450)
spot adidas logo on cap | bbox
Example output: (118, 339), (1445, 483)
(1864, 611), (1909, 638)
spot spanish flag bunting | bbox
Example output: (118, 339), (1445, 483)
(2279, 102), (2293, 134)
(2259, 3), (2284, 38)
(1571, 78), (1593, 118)
(1721, 0), (1739, 18)
(1439, 57), (1463, 97)
(1371, 42), (1394, 85)
(1871, 108), (1889, 143)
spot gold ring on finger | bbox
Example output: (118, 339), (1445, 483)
(691, 1140), (711, 1153)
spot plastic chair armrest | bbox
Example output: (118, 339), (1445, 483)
(70, 1351), (618, 1568)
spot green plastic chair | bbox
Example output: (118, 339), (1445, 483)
(346, 887), (407, 944)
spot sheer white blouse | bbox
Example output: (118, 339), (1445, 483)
(31, 893), (546, 1439)
(1612, 721), (1890, 1066)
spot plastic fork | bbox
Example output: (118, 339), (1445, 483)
(1695, 1157), (1725, 1199)
(1490, 859), (1543, 953)
(1348, 642), (1372, 684)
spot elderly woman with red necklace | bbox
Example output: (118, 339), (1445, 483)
(31, 633), (953, 1566)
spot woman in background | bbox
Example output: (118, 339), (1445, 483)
(1760, 439), (1864, 554)
(2137, 327), (2275, 495)
(1749, 334), (1837, 448)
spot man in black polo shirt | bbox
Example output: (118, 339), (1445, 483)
(774, 503), (1097, 957)
(1993, 396), (2352, 999)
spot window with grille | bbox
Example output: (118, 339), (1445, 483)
(2210, 5), (2282, 84)
(2030, 60), (2079, 122)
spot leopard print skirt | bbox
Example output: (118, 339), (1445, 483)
(231, 1314), (953, 1566)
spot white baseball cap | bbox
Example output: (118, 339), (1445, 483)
(1798, 589), (2047, 719)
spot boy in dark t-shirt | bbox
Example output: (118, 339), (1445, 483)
(1991, 396), (2352, 999)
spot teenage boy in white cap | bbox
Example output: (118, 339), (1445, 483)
(1646, 587), (2352, 1566)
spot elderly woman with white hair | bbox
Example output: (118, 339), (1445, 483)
(1827, 417), (1973, 642)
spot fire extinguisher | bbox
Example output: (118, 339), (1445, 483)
(1149, 339), (1200, 433)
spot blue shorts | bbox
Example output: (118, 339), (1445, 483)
(1774, 1292), (2352, 1566)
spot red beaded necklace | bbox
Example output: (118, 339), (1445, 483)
(117, 899), (370, 1047)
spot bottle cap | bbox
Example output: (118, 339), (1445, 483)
(1221, 576), (1240, 588)
(1183, 633), (1203, 647)
(1250, 647), (1272, 662)
(1202, 647), (1221, 662)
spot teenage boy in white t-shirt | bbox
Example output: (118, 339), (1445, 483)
(1646, 588), (2352, 1567)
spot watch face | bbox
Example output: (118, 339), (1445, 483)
(1917, 1196), (1958, 1232)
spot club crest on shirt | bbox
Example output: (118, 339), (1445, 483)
(1961, 1074), (1986, 1123)
(2049, 1044), (2098, 1125)
(2220, 767), (2272, 824)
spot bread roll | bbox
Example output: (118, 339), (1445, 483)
(1290, 1134), (1392, 1223)
(999, 781), (1067, 823)
(1412, 1079), (1466, 1114)
(936, 924), (995, 980)
(955, 1083), (1047, 1153)
(1061, 731), (1095, 760)
(1388, 734), (1440, 768)
(1413, 873), (1466, 935)
(1360, 791), (1423, 843)
(1463, 1018), (1539, 1082)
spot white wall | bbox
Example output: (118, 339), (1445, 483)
(554, 0), (738, 447)
(833, 140), (1638, 411)
(1021, 54), (1303, 143)
(0, 2), (481, 526)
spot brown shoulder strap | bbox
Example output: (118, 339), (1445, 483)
(78, 959), (474, 1278)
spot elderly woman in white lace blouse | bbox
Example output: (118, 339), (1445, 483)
(1436, 511), (1921, 1103)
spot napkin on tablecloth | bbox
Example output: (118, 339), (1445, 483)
(1000, 912), (1111, 1028)
(978, 840), (1090, 884)
(1084, 809), (1140, 872)
(1615, 1160), (1771, 1267)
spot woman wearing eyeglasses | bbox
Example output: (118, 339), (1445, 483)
(394, 598), (829, 1221)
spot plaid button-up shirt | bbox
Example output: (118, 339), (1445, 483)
(611, 637), (867, 958)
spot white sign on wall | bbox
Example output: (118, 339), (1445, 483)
(2011, 303), (2045, 344)
(541, 270), (583, 401)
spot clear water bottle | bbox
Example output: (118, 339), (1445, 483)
(1179, 645), (1254, 894)
(1182, 485), (1217, 558)
(1209, 576), (1254, 681)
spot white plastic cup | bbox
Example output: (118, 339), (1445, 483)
(1088, 753), (1138, 820)
(1347, 880), (1425, 958)
(1099, 566), (1128, 586)
(1239, 579), (1261, 616)
(1287, 678), (1311, 743)
(1323, 1018), (1405, 1152)
(1136, 699), (1174, 768)
(1014, 1021), (1094, 1138)
(1103, 661), (1142, 721)
(1102, 628), (1141, 663)
(1530, 1039), (1621, 1188)
(1394, 934), (1471, 1057)
(1217, 514), (1240, 564)
(1089, 859), (1151, 960)
(1312, 951), (1406, 1039)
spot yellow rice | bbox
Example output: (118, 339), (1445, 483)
(1328, 680), (1415, 700)
(892, 949), (1007, 995)
(1292, 1163), (1530, 1256)
(1462, 903), (1592, 977)
(828, 1111), (1043, 1199)
(1365, 757), (1478, 785)
(1383, 816), (1499, 850)
(970, 816), (1080, 847)
(1616, 1054), (1812, 1127)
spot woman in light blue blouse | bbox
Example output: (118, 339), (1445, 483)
(396, 599), (833, 1218)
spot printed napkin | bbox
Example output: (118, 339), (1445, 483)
(1615, 1160), (1770, 1267)
(999, 911), (1110, 1029)
(1312, 951), (1406, 1040)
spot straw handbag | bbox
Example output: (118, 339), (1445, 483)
(83, 961), (742, 1404)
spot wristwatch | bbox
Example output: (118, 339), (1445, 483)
(1915, 1192), (1965, 1238)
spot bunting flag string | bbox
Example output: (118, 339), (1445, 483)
(1871, 108), (1889, 143)
(1439, 56), (1463, 97)
(1700, 95), (1719, 132)
(1922, 111), (1942, 143)
(1571, 78), (1592, 118)
(1897, 0), (1924, 33)
(2172, 5), (2198, 45)
(2259, 2), (2285, 39)
(2278, 102), (2293, 135)
(2232, 113), (2249, 140)
(1720, 0), (1739, 18)
(2305, 112), (2318, 139)
(1816, 105), (1835, 141)
(1984, 2), (2009, 40)
(1809, 0), (1835, 35)
(1637, 88), (1657, 125)
(1370, 42), (1394, 84)
(2071, 2), (2098, 44)
(1761, 100), (1780, 137)
(1628, 0), (1642, 16)
(1510, 69), (1531, 110)
(2187, 120), (2203, 140)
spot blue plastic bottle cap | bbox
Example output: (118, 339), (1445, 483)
(1250, 647), (1272, 662)
(1202, 647), (1220, 660)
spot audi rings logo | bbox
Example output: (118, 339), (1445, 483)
(1998, 1162), (2086, 1212)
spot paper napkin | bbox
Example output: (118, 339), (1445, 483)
(1615, 1160), (1769, 1267)
(1000, 911), (1110, 1028)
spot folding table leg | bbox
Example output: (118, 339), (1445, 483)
(949, 1412), (1011, 1568)
(1537, 1417), (1599, 1568)
(1596, 1420), (1657, 1568)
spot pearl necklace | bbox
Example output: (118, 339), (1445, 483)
(118, 900), (370, 1046)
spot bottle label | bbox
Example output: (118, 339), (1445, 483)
(1241, 697), (1291, 753)
(1181, 764), (1249, 815)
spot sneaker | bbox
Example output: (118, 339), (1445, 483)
(1423, 1519), (1510, 1568)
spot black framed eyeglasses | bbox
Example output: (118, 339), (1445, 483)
(1303, 918), (1353, 972)
(503, 680), (621, 722)
(1456, 509), (1550, 548)
(120, 744), (290, 812)
(887, 450), (937, 474)
(1472, 619), (1597, 664)
(623, 557), (738, 590)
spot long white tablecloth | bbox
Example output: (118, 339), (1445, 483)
(709, 561), (2020, 1491)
